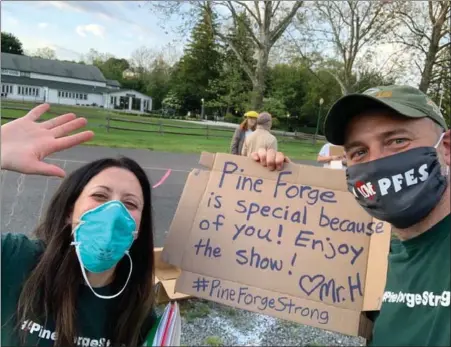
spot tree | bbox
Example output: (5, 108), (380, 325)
(392, 0), (450, 93)
(208, 11), (256, 115)
(428, 45), (451, 126)
(266, 63), (308, 119)
(81, 48), (113, 65)
(1, 32), (24, 55)
(130, 46), (157, 74)
(292, 1), (401, 95)
(168, 3), (222, 113)
(151, 1), (304, 109)
(145, 56), (172, 110)
(100, 57), (130, 81)
(32, 47), (57, 59)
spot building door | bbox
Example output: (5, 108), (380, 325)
(119, 96), (129, 110)
(131, 97), (141, 111)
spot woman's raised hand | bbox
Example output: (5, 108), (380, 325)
(1, 104), (94, 178)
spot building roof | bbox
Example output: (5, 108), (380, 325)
(106, 79), (121, 87)
(1, 53), (106, 82)
(1, 75), (110, 94)
(108, 88), (152, 99)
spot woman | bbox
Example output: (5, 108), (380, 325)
(229, 110), (258, 155)
(1, 104), (157, 347)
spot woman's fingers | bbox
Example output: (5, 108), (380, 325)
(50, 117), (89, 138)
(41, 113), (77, 130)
(23, 103), (50, 122)
(51, 130), (94, 153)
(29, 160), (67, 178)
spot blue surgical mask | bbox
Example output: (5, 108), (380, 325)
(71, 200), (137, 299)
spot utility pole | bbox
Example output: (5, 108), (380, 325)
(314, 98), (324, 144)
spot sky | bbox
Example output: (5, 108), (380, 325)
(1, 1), (185, 61)
(1, 0), (418, 86)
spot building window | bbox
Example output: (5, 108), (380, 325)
(17, 86), (39, 97)
(58, 91), (89, 100)
(1, 84), (13, 94)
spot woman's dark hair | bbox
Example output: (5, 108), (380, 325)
(16, 157), (155, 347)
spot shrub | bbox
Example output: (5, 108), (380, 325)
(204, 336), (223, 346)
(271, 117), (281, 129)
(224, 113), (240, 124)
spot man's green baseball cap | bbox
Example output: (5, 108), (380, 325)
(324, 85), (448, 145)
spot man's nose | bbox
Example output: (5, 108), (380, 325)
(367, 146), (386, 162)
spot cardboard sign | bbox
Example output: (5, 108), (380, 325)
(154, 248), (191, 304)
(162, 153), (391, 338)
(329, 145), (344, 157)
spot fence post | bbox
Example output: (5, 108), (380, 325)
(206, 125), (209, 139)
(159, 119), (163, 135)
(106, 115), (110, 133)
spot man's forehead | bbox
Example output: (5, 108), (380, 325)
(344, 111), (433, 143)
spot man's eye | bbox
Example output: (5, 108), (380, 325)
(350, 149), (366, 159)
(389, 138), (409, 146)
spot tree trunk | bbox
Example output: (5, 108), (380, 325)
(418, 3), (447, 93)
(251, 47), (269, 110)
(419, 22), (441, 93)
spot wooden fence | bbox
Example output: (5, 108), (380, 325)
(1, 107), (326, 143)
(104, 116), (326, 142)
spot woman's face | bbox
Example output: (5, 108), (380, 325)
(71, 167), (144, 233)
(247, 118), (257, 128)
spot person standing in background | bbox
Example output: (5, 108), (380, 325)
(230, 111), (258, 155)
(242, 112), (278, 157)
(317, 142), (345, 168)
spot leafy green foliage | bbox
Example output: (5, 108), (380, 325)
(168, 3), (222, 113)
(1, 32), (24, 55)
(203, 336), (223, 346)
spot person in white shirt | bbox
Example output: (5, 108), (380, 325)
(317, 142), (345, 168)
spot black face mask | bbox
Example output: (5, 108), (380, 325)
(346, 138), (449, 229)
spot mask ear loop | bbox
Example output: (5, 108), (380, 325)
(434, 132), (446, 149)
(71, 243), (133, 300)
(433, 132), (450, 177)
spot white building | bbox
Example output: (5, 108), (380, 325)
(1, 53), (152, 114)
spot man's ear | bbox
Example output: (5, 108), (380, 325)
(442, 129), (450, 167)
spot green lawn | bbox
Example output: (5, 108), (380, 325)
(1, 100), (324, 160)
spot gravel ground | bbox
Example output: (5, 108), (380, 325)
(155, 299), (366, 346)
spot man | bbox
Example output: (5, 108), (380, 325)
(317, 142), (346, 168)
(252, 85), (450, 346)
(241, 112), (278, 157)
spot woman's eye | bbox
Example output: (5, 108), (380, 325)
(124, 201), (138, 209)
(92, 193), (108, 200)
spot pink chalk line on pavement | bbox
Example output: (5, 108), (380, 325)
(152, 169), (172, 189)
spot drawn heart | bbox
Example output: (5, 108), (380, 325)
(299, 274), (325, 296)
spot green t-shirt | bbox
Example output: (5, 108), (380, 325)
(370, 214), (450, 346)
(1, 233), (157, 347)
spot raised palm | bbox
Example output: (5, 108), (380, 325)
(1, 104), (94, 177)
